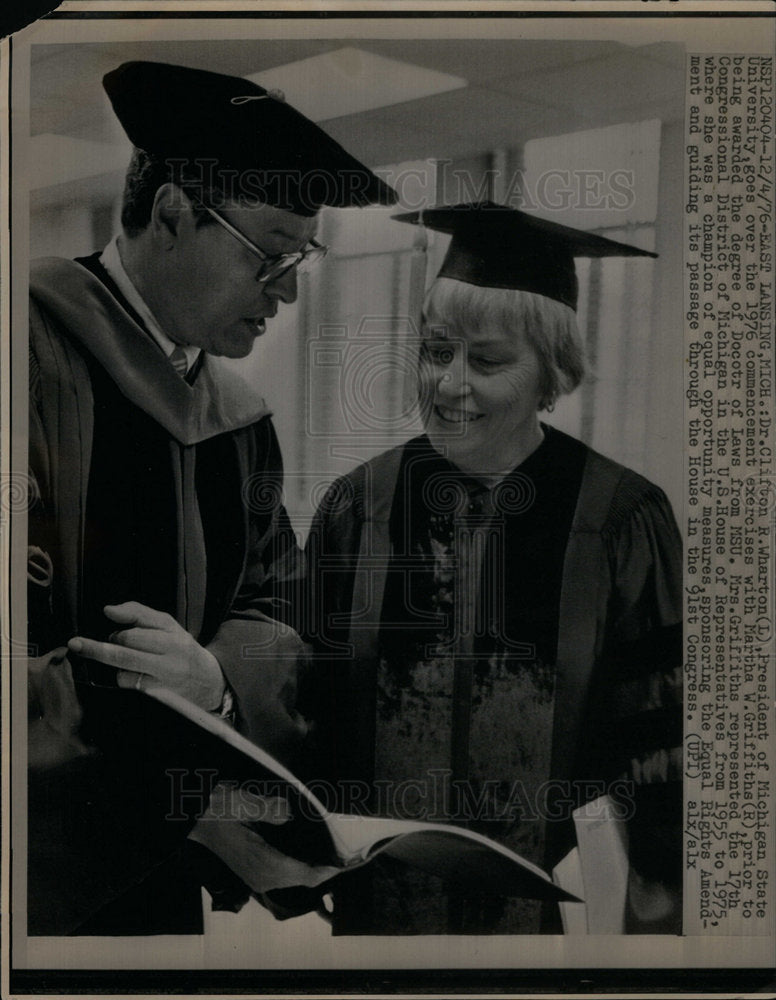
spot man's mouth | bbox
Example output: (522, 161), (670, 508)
(434, 404), (484, 424)
(248, 306), (279, 335)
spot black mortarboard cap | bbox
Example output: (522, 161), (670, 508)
(103, 61), (397, 215)
(393, 201), (657, 310)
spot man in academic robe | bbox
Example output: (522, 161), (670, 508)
(26, 60), (396, 935)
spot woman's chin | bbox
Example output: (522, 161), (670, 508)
(426, 427), (484, 467)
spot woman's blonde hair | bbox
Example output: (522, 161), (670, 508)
(423, 277), (587, 410)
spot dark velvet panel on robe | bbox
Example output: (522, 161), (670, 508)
(74, 356), (250, 933)
(339, 431), (586, 933)
(383, 431), (586, 661)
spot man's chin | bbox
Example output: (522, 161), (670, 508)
(212, 337), (259, 360)
(223, 345), (255, 360)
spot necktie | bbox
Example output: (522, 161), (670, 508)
(169, 345), (188, 377)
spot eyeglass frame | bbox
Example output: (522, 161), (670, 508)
(201, 205), (328, 283)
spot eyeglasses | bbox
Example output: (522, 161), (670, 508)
(202, 205), (328, 284)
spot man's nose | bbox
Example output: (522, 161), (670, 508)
(264, 266), (298, 304)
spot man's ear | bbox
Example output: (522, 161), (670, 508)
(150, 183), (193, 247)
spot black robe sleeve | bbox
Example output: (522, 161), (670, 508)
(590, 480), (683, 931)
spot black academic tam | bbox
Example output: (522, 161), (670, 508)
(104, 60), (397, 215)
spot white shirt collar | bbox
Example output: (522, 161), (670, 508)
(100, 236), (201, 375)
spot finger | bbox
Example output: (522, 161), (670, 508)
(240, 833), (339, 890)
(236, 792), (292, 826)
(103, 602), (176, 631)
(205, 787), (292, 826)
(67, 636), (159, 675)
(116, 670), (150, 693)
(108, 627), (171, 654)
(301, 864), (342, 888)
(187, 821), (340, 893)
(203, 782), (241, 819)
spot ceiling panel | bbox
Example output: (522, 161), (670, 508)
(28, 39), (685, 171)
(635, 41), (687, 70)
(489, 51), (684, 118)
(347, 39), (625, 86)
(321, 86), (555, 165)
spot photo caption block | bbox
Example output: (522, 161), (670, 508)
(684, 53), (775, 935)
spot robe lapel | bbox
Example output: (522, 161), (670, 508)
(30, 258), (270, 446)
(347, 447), (403, 796)
(547, 448), (623, 869)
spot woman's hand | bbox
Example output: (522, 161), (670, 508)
(188, 784), (341, 894)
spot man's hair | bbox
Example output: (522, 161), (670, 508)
(121, 147), (326, 235)
(120, 147), (221, 237)
(423, 277), (587, 410)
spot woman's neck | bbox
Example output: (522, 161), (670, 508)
(452, 420), (545, 486)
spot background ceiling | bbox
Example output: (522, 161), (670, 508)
(30, 38), (685, 169)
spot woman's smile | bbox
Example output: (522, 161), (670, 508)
(433, 404), (484, 424)
(420, 315), (545, 476)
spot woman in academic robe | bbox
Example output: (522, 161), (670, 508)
(303, 202), (683, 935)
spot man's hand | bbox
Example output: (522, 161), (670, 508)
(68, 602), (226, 711)
(188, 783), (341, 894)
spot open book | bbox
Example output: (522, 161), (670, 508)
(141, 678), (580, 904)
